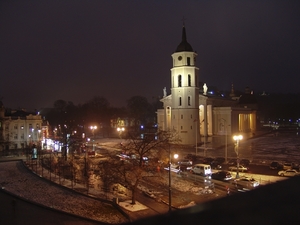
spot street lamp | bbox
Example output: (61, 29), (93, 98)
(168, 147), (178, 213)
(117, 127), (125, 139)
(90, 126), (97, 151)
(233, 134), (243, 178)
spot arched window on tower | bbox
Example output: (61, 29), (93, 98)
(188, 75), (191, 86)
(187, 57), (191, 66)
(178, 75), (182, 87)
(188, 96), (191, 106)
(179, 97), (182, 106)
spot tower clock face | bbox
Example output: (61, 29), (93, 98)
(178, 56), (182, 61)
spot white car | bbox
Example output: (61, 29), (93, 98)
(228, 165), (248, 172)
(278, 169), (300, 177)
(233, 177), (260, 190)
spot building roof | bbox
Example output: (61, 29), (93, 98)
(175, 25), (193, 52)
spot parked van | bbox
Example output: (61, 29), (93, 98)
(190, 164), (212, 176)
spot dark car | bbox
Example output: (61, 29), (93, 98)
(210, 161), (222, 169)
(228, 158), (237, 165)
(269, 161), (283, 170)
(203, 157), (214, 164)
(211, 171), (232, 181)
(178, 159), (193, 166)
(240, 159), (250, 167)
(215, 157), (225, 164)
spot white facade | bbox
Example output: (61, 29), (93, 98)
(157, 26), (257, 145)
(0, 108), (44, 151)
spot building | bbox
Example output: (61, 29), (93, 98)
(0, 101), (47, 154)
(157, 25), (257, 145)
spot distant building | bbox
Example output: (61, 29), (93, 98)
(157, 25), (257, 145)
(0, 102), (48, 153)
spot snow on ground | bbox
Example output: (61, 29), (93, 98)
(0, 161), (128, 224)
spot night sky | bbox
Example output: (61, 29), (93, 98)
(1, 0), (300, 111)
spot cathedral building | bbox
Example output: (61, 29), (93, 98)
(157, 25), (257, 145)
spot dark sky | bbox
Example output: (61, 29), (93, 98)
(1, 0), (300, 111)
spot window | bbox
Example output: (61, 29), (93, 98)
(14, 124), (18, 129)
(29, 124), (32, 130)
(21, 134), (24, 139)
(178, 75), (182, 87)
(14, 134), (18, 139)
(188, 96), (191, 106)
(188, 75), (191, 86)
(181, 126), (183, 130)
(187, 57), (190, 66)
(179, 97), (182, 106)
(181, 115), (183, 119)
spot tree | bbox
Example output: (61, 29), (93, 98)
(105, 130), (177, 205)
(127, 96), (153, 129)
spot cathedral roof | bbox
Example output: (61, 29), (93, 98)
(175, 25), (193, 52)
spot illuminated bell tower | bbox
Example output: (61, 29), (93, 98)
(170, 25), (200, 145)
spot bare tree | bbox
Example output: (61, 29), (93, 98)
(104, 130), (178, 205)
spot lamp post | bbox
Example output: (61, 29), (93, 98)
(168, 146), (178, 213)
(90, 126), (97, 151)
(233, 134), (243, 178)
(117, 127), (125, 139)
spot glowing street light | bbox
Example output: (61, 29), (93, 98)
(233, 134), (243, 178)
(90, 126), (97, 151)
(117, 127), (125, 139)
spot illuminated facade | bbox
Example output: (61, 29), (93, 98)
(0, 103), (47, 152)
(157, 25), (256, 145)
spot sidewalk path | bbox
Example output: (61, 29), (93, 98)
(0, 160), (128, 224)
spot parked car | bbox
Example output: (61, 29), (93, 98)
(228, 165), (249, 172)
(178, 159), (193, 166)
(190, 164), (212, 176)
(278, 169), (300, 177)
(283, 162), (293, 170)
(233, 177), (260, 190)
(215, 157), (225, 164)
(228, 158), (237, 165)
(240, 159), (250, 167)
(211, 171), (232, 181)
(210, 161), (222, 169)
(202, 157), (214, 164)
(269, 161), (283, 170)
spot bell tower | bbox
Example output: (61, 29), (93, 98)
(170, 25), (200, 145)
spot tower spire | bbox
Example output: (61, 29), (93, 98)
(181, 17), (187, 42)
(175, 22), (193, 52)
